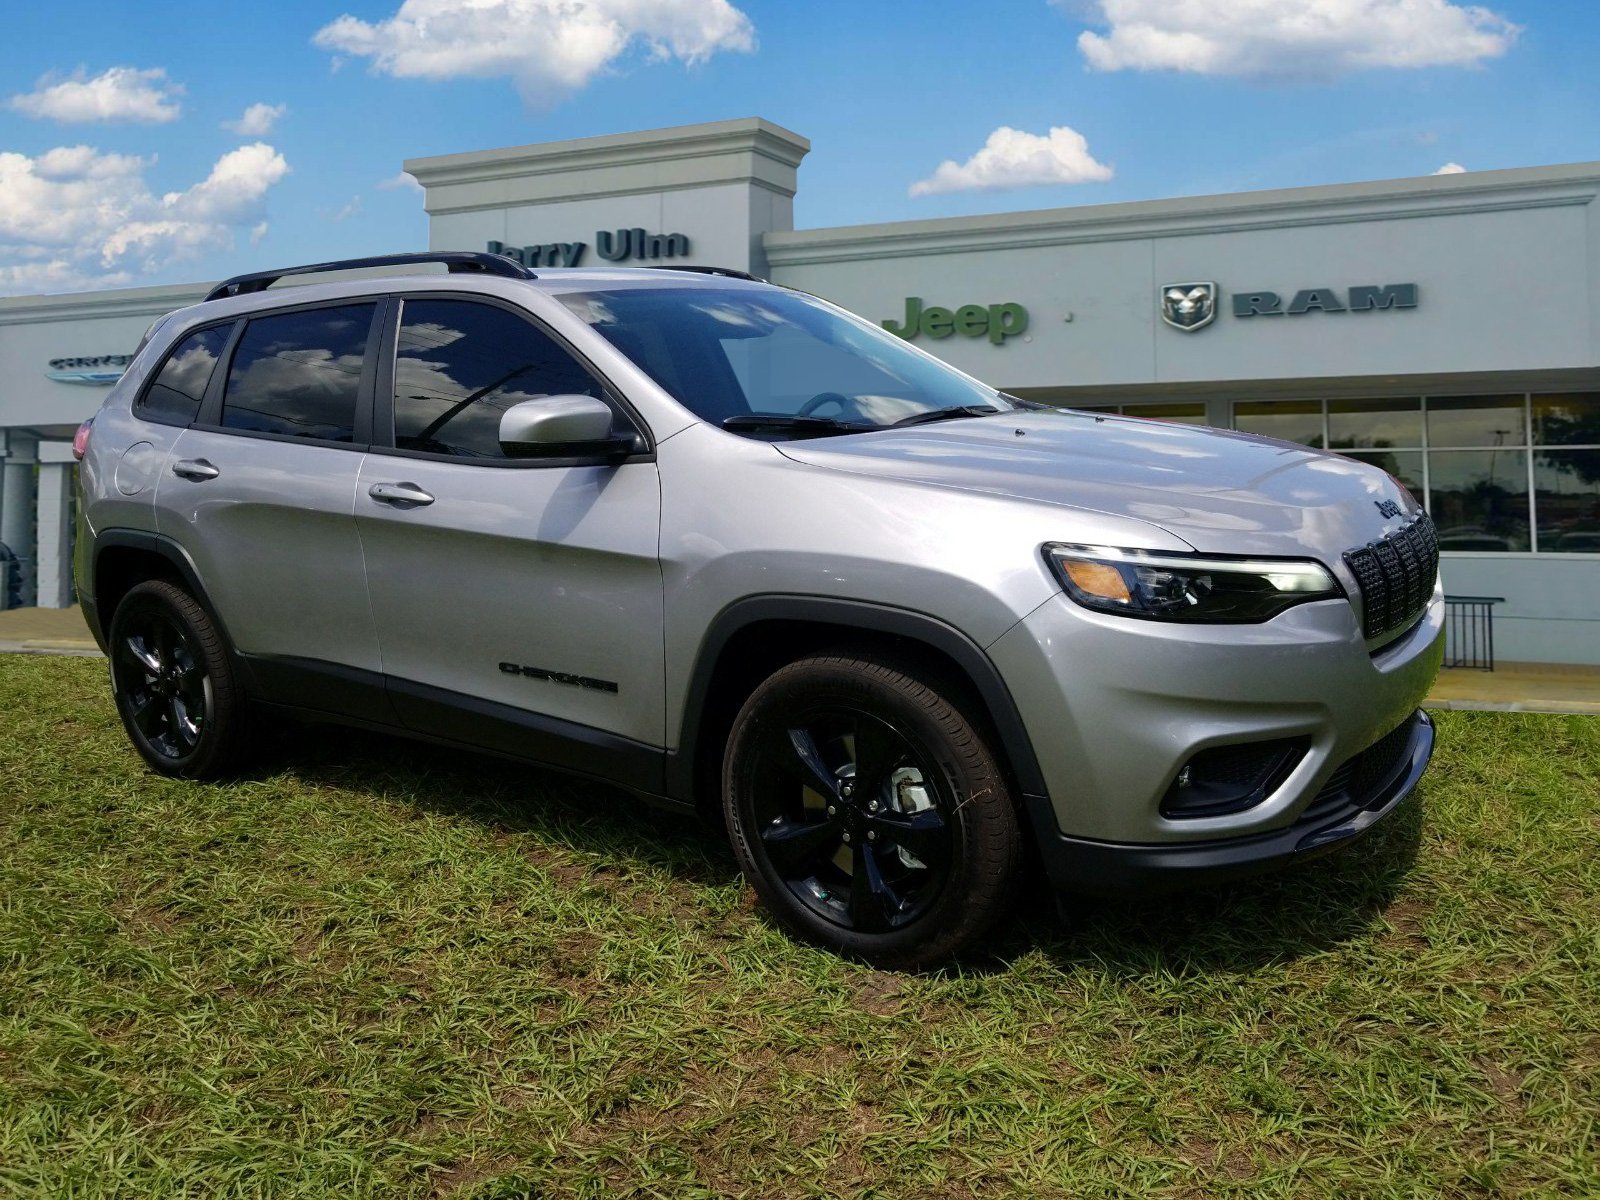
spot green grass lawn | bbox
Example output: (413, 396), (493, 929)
(1, 655), (1596, 1199)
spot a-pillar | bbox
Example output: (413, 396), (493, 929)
(0, 432), (38, 608)
(34, 441), (76, 609)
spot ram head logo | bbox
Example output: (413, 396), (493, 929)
(1160, 282), (1218, 332)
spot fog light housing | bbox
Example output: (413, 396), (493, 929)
(1160, 737), (1309, 819)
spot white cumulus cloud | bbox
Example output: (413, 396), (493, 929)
(377, 171), (423, 193)
(0, 142), (290, 296)
(166, 143), (290, 223)
(9, 66), (184, 124)
(1434, 161), (1467, 174)
(910, 125), (1113, 197)
(223, 102), (286, 136)
(1071, 0), (1520, 80)
(312, 0), (755, 106)
(0, 259), (135, 295)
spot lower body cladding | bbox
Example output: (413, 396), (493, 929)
(988, 588), (1445, 896)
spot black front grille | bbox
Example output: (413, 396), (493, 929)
(1343, 512), (1439, 641)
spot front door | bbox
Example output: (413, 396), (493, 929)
(354, 295), (664, 782)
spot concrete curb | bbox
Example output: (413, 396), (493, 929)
(1425, 699), (1600, 716)
(0, 641), (104, 658)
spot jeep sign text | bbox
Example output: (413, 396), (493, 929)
(883, 297), (1029, 345)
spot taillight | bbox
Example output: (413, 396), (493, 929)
(72, 417), (94, 461)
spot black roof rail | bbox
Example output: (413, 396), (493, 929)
(648, 264), (766, 283)
(203, 251), (534, 303)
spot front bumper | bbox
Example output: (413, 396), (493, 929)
(986, 582), (1443, 895)
(1045, 708), (1433, 896)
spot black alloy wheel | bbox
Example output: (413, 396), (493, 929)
(748, 706), (952, 933)
(115, 611), (208, 759)
(108, 580), (247, 779)
(724, 653), (1023, 968)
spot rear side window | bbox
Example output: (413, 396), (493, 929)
(221, 304), (375, 442)
(138, 325), (230, 424)
(392, 299), (607, 458)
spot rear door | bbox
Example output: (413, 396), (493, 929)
(354, 294), (664, 774)
(155, 299), (385, 706)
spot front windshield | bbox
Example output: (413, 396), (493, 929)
(557, 285), (1017, 431)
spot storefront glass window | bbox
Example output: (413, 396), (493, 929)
(1534, 450), (1600, 553)
(1428, 449), (1532, 551)
(1234, 400), (1324, 447)
(1225, 393), (1600, 552)
(1328, 398), (1422, 450)
(1531, 393), (1600, 446)
(1426, 395), (1526, 448)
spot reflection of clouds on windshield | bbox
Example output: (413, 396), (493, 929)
(564, 297), (616, 326)
(686, 300), (770, 330)
(852, 395), (926, 423)
(557, 285), (1007, 426)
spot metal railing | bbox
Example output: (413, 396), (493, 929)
(1443, 595), (1503, 671)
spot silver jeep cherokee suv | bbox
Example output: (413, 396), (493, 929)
(76, 251), (1443, 967)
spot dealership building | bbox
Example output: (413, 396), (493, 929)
(1, 116), (1596, 663)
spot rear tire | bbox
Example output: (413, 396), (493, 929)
(108, 580), (248, 779)
(723, 652), (1023, 969)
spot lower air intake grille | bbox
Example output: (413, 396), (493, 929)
(1300, 714), (1421, 825)
(1343, 512), (1439, 641)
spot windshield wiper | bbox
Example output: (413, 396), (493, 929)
(890, 404), (1002, 428)
(722, 414), (871, 437)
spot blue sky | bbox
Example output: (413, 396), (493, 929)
(1, 0), (1595, 295)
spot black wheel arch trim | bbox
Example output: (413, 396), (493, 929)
(86, 530), (235, 660)
(666, 594), (1058, 842)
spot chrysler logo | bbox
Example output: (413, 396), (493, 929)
(1160, 282), (1217, 332)
(47, 353), (132, 386)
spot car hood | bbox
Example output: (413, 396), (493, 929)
(775, 409), (1420, 560)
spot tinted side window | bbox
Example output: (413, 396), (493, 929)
(138, 325), (230, 424)
(221, 304), (375, 442)
(393, 299), (606, 458)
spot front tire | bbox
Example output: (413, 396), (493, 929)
(723, 653), (1023, 969)
(108, 580), (247, 779)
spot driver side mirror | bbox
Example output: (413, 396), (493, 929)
(498, 395), (637, 459)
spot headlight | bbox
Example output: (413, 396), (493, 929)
(1044, 543), (1342, 623)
